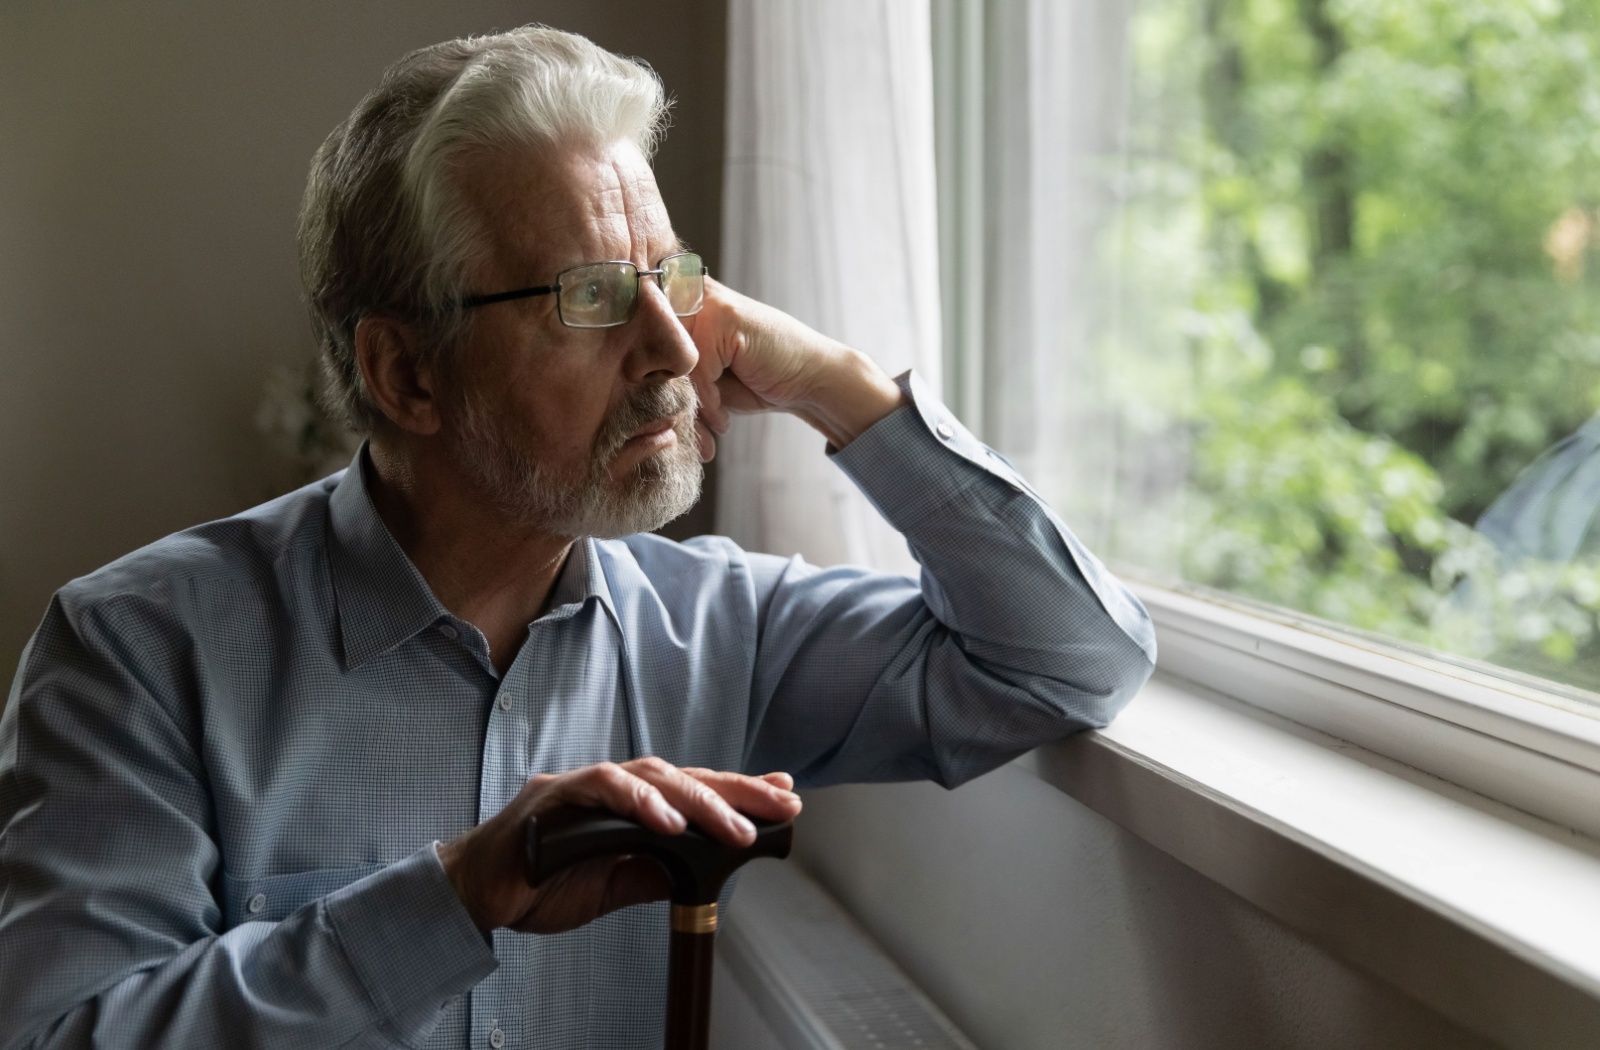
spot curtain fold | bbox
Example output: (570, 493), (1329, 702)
(716, 0), (942, 573)
(969, 0), (1134, 551)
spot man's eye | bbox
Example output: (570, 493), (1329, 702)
(575, 280), (605, 306)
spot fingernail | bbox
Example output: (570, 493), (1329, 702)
(657, 799), (686, 830)
(734, 815), (755, 836)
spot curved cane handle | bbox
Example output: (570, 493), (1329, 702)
(524, 805), (794, 905)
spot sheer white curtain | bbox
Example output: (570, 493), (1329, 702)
(715, 0), (942, 573)
(939, 0), (1135, 553)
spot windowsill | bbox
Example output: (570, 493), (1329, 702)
(1130, 579), (1600, 844)
(1017, 673), (1600, 1050)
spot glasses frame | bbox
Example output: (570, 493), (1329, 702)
(455, 251), (707, 328)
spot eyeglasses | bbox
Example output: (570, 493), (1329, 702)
(455, 251), (707, 328)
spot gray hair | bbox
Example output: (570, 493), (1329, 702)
(298, 25), (670, 432)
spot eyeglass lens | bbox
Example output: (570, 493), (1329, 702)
(556, 253), (704, 328)
(660, 254), (705, 316)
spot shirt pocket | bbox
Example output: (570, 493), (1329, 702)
(221, 863), (387, 928)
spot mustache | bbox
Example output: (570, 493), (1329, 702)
(593, 377), (699, 463)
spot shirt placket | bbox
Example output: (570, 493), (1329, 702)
(466, 615), (538, 1050)
(471, 603), (624, 1050)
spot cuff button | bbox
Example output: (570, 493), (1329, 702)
(936, 422), (954, 439)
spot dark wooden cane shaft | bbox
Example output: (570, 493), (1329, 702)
(664, 928), (716, 1050)
(524, 811), (792, 1049)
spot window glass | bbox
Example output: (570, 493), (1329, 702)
(1058, 0), (1600, 695)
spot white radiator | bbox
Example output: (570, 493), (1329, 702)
(711, 861), (981, 1050)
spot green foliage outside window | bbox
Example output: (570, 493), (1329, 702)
(1110, 0), (1600, 691)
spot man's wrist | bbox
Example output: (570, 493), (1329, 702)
(435, 837), (497, 934)
(322, 844), (500, 1029)
(795, 347), (907, 449)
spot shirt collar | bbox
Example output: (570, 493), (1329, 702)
(327, 445), (622, 669)
(548, 536), (620, 629)
(327, 445), (449, 670)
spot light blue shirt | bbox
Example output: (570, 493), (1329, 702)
(0, 374), (1154, 1049)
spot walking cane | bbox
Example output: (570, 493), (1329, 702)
(525, 805), (795, 1050)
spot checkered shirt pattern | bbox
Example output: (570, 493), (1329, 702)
(0, 373), (1154, 1049)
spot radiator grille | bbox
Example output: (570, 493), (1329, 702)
(716, 861), (980, 1050)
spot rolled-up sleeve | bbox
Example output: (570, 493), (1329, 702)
(744, 371), (1155, 789)
(0, 592), (497, 1050)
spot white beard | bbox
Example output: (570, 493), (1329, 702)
(452, 376), (703, 538)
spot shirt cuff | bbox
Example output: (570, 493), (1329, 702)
(323, 844), (498, 1035)
(829, 370), (1018, 532)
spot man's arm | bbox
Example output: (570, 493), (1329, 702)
(0, 592), (499, 1049)
(0, 587), (803, 1049)
(685, 280), (1156, 787)
(743, 372), (1155, 786)
(684, 277), (908, 459)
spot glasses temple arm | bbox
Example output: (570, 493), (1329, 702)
(457, 283), (560, 310)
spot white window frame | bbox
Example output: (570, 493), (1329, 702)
(1131, 576), (1600, 840)
(929, 0), (1600, 835)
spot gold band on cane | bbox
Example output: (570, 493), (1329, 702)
(671, 902), (718, 934)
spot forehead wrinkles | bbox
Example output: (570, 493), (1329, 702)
(471, 145), (672, 281)
(455, 149), (592, 279)
(608, 151), (673, 263)
(575, 167), (632, 260)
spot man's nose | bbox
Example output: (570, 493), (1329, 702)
(623, 279), (699, 384)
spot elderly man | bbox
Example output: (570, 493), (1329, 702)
(0, 25), (1153, 1050)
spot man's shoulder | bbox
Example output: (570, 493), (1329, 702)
(595, 532), (804, 609)
(58, 472), (343, 613)
(598, 532), (742, 589)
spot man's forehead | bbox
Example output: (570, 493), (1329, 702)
(461, 142), (677, 278)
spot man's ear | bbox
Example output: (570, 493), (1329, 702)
(354, 315), (443, 436)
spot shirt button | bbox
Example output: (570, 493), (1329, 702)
(247, 893), (267, 915)
(936, 422), (954, 439)
(489, 1026), (506, 1048)
(498, 694), (512, 712)
(439, 623), (459, 641)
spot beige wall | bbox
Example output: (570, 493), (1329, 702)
(798, 774), (1498, 1050)
(0, 1), (727, 686)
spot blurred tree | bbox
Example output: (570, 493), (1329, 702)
(1108, 0), (1600, 689)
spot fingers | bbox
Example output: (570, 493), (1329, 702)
(467, 761), (798, 936)
(687, 332), (731, 450)
(696, 275), (740, 323)
(624, 757), (759, 846)
(693, 380), (730, 436)
(679, 767), (803, 824)
(694, 418), (717, 463)
(531, 760), (800, 851)
(685, 354), (735, 465)
(715, 372), (767, 415)
(505, 855), (671, 935)
(684, 281), (740, 363)
(547, 762), (688, 835)
(599, 855), (672, 916)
